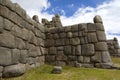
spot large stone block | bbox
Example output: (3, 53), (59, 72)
(83, 57), (90, 63)
(0, 47), (12, 66)
(81, 44), (95, 56)
(87, 33), (98, 43)
(57, 47), (64, 51)
(95, 42), (108, 51)
(75, 45), (81, 55)
(45, 55), (55, 62)
(70, 38), (80, 45)
(45, 39), (54, 47)
(59, 32), (66, 38)
(68, 56), (76, 61)
(3, 63), (26, 78)
(78, 23), (87, 31)
(101, 51), (112, 63)
(28, 44), (38, 57)
(27, 57), (37, 65)
(15, 37), (26, 49)
(77, 56), (83, 63)
(71, 24), (78, 32)
(49, 47), (57, 54)
(72, 32), (78, 37)
(37, 38), (44, 47)
(0, 5), (9, 18)
(87, 23), (96, 32)
(0, 66), (3, 73)
(64, 26), (71, 32)
(53, 33), (59, 39)
(4, 19), (13, 31)
(0, 16), (3, 33)
(56, 54), (67, 61)
(12, 25), (22, 38)
(12, 49), (20, 64)
(93, 15), (103, 23)
(29, 31), (37, 45)
(66, 32), (73, 38)
(96, 31), (106, 41)
(21, 28), (29, 41)
(95, 23), (104, 31)
(19, 50), (28, 64)
(55, 39), (65, 46)
(64, 39), (70, 45)
(64, 46), (72, 55)
(0, 32), (15, 48)
(91, 52), (102, 63)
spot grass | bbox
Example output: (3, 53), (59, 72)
(1, 57), (120, 80)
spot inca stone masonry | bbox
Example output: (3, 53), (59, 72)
(0, 0), (120, 78)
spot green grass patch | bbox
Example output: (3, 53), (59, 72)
(1, 57), (120, 80)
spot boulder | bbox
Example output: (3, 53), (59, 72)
(93, 15), (103, 23)
(3, 64), (26, 77)
(52, 66), (62, 74)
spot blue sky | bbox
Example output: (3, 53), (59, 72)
(43, 0), (110, 17)
(11, 0), (120, 43)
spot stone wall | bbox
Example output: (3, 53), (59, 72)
(0, 0), (115, 78)
(45, 16), (112, 68)
(107, 37), (120, 56)
(0, 0), (45, 77)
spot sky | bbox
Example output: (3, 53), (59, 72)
(11, 0), (120, 43)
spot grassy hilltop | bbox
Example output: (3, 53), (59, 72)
(1, 57), (120, 80)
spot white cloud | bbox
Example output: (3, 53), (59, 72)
(11, 0), (120, 43)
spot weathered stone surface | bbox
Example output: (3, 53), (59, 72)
(64, 46), (72, 55)
(3, 64), (26, 77)
(55, 39), (65, 46)
(78, 23), (87, 31)
(75, 45), (81, 55)
(91, 52), (102, 63)
(101, 51), (112, 63)
(19, 50), (28, 64)
(28, 44), (38, 57)
(0, 47), (12, 66)
(70, 38), (80, 45)
(0, 66), (3, 73)
(12, 49), (20, 64)
(45, 55), (55, 62)
(59, 32), (66, 38)
(12, 25), (22, 38)
(96, 31), (106, 41)
(87, 23), (96, 32)
(57, 47), (63, 51)
(72, 32), (78, 37)
(66, 32), (72, 38)
(87, 33), (97, 43)
(95, 42), (108, 51)
(68, 56), (76, 61)
(95, 23), (104, 31)
(99, 63), (113, 69)
(0, 5), (9, 19)
(71, 24), (78, 32)
(27, 57), (37, 65)
(83, 57), (90, 63)
(77, 56), (83, 63)
(64, 26), (71, 32)
(15, 37), (26, 49)
(21, 28), (29, 41)
(52, 66), (62, 74)
(93, 15), (103, 23)
(45, 39), (54, 47)
(55, 61), (66, 66)
(53, 33), (59, 39)
(0, 16), (3, 33)
(81, 64), (94, 68)
(81, 44), (95, 56)
(4, 19), (13, 31)
(49, 47), (57, 54)
(0, 32), (15, 48)
(29, 31), (37, 45)
(56, 54), (67, 61)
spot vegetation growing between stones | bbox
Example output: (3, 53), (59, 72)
(1, 57), (120, 80)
